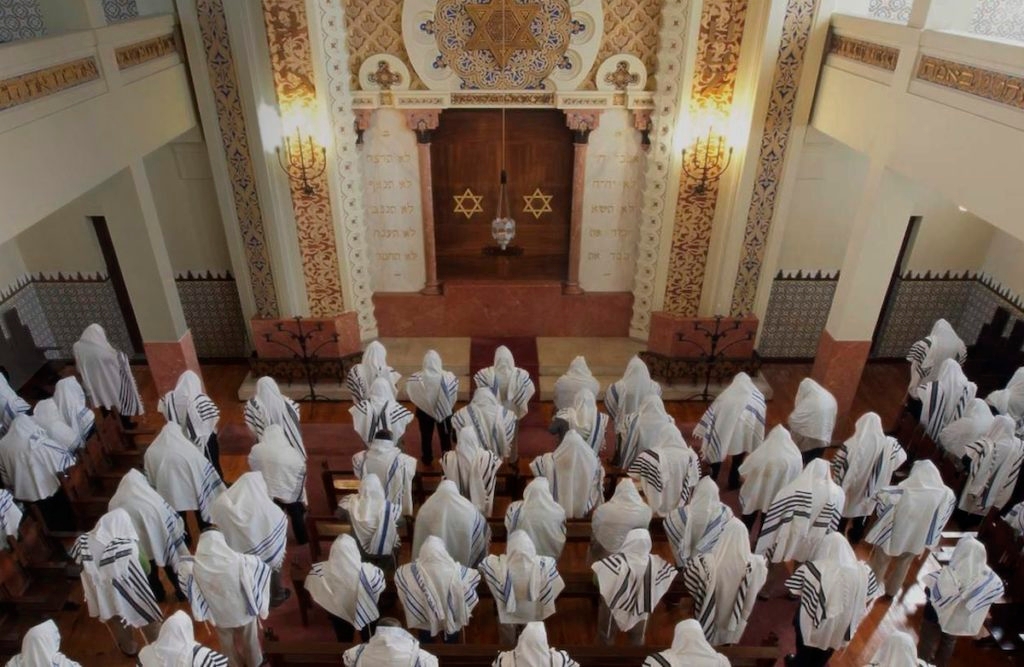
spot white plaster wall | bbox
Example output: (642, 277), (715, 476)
(15, 192), (105, 276)
(982, 228), (1024, 295)
(0, 240), (27, 290)
(904, 183), (995, 273)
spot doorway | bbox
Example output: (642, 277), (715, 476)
(89, 216), (143, 355)
(870, 215), (922, 358)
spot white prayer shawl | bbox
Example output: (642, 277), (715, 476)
(5, 621), (81, 667)
(72, 324), (143, 415)
(108, 469), (188, 568)
(0, 374), (29, 438)
(144, 423), (225, 521)
(480, 531), (564, 625)
(209, 472), (288, 570)
(175, 557), (212, 623)
(412, 480), (490, 567)
(505, 478), (567, 559)
(395, 535), (481, 636)
(938, 398), (995, 459)
(248, 425), (307, 504)
(865, 460), (955, 557)
(53, 377), (94, 444)
(350, 378), (414, 445)
(694, 372), (766, 464)
(986, 367), (1024, 434)
(339, 474), (403, 556)
(925, 536), (1004, 636)
(452, 389), (517, 459)
(919, 358), (977, 440)
(682, 519), (767, 645)
(641, 620), (730, 667)
(305, 534), (385, 630)
(591, 478), (653, 554)
(529, 431), (605, 519)
(493, 622), (579, 667)
(441, 427), (500, 515)
(0, 490), (22, 549)
(627, 424), (701, 517)
(738, 425), (803, 515)
(191, 530), (272, 629)
(473, 346), (535, 419)
(592, 529), (678, 632)
(31, 400), (80, 453)
(0, 415), (75, 502)
(785, 533), (879, 651)
(787, 378), (837, 449)
(553, 356), (600, 411)
(1005, 501), (1024, 536)
(406, 350), (459, 421)
(158, 371), (219, 451)
(618, 395), (674, 469)
(832, 413), (907, 518)
(138, 610), (228, 667)
(71, 509), (162, 628)
(352, 438), (417, 516)
(907, 319), (967, 399)
(663, 478), (733, 566)
(605, 357), (661, 428)
(346, 341), (401, 403)
(342, 625), (439, 667)
(244, 376), (305, 456)
(960, 415), (1024, 514)
(554, 389), (610, 455)
(867, 631), (933, 667)
(756, 459), (845, 563)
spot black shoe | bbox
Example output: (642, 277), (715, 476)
(270, 588), (292, 608)
(784, 654), (797, 666)
(174, 589), (187, 602)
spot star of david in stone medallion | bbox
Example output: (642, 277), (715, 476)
(453, 188), (484, 218)
(465, 1), (541, 69)
(522, 187), (553, 219)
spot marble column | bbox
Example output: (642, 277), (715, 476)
(406, 110), (442, 295)
(564, 110), (601, 296)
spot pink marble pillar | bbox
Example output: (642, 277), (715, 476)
(406, 109), (442, 295)
(143, 330), (202, 397)
(811, 329), (872, 427)
(563, 110), (601, 296)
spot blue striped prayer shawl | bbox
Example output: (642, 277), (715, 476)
(245, 514), (288, 569)
(116, 354), (143, 416)
(71, 536), (162, 625)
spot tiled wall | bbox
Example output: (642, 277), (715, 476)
(757, 271), (839, 358)
(175, 273), (249, 358)
(33, 276), (137, 359)
(0, 0), (45, 44)
(102, 0), (138, 23)
(872, 274), (974, 358)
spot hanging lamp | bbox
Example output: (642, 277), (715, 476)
(490, 0), (516, 251)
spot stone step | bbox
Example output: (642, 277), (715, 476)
(536, 337), (647, 376)
(237, 373), (475, 403)
(537, 373), (774, 402)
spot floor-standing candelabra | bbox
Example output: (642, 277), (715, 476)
(261, 317), (340, 402)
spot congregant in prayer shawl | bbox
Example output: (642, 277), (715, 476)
(590, 478), (652, 563)
(641, 619), (730, 667)
(342, 617), (439, 666)
(694, 372), (766, 489)
(158, 370), (222, 477)
(137, 610), (229, 667)
(605, 356), (661, 430)
(784, 533), (880, 667)
(188, 530), (272, 667)
(352, 430), (417, 517)
(337, 474), (404, 570)
(243, 376), (304, 456)
(144, 422), (226, 534)
(1005, 500), (1024, 536)
(412, 479), (490, 567)
(553, 356), (600, 411)
(867, 631), (934, 667)
(616, 394), (674, 469)
(31, 399), (81, 453)
(0, 489), (22, 550)
(907, 319), (967, 399)
(346, 340), (401, 403)
(0, 414), (76, 530)
(493, 621), (579, 667)
(664, 477), (733, 567)
(208, 471), (291, 607)
(108, 469), (189, 602)
(682, 517), (767, 646)
(938, 397), (994, 460)
(480, 530), (565, 644)
(53, 376), (95, 444)
(550, 388), (609, 454)
(71, 509), (163, 656)
(593, 528), (678, 645)
(529, 431), (605, 519)
(406, 350), (460, 465)
(248, 424), (309, 544)
(351, 378), (414, 446)
(5, 620), (81, 667)
(787, 378), (837, 464)
(755, 459), (845, 566)
(452, 388), (518, 460)
(959, 414), (1024, 519)
(918, 536), (1004, 667)
(917, 358), (977, 440)
(441, 426), (501, 516)
(985, 366), (1024, 435)
(0, 373), (29, 438)
(395, 535), (481, 644)
(474, 346), (536, 420)
(831, 412), (907, 543)
(627, 423), (700, 517)
(305, 534), (386, 642)
(72, 323), (143, 422)
(505, 477), (567, 559)
(738, 424), (803, 530)
(865, 460), (956, 598)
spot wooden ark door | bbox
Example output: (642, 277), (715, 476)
(431, 109), (573, 281)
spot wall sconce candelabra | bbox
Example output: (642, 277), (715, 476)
(276, 126), (327, 197)
(682, 126), (733, 194)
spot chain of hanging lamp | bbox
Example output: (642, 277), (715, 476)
(491, 0), (517, 251)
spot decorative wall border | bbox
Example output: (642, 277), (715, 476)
(0, 57), (100, 112)
(174, 270), (235, 281)
(114, 33), (180, 70)
(827, 32), (899, 71)
(776, 269), (840, 280)
(915, 55), (1024, 112)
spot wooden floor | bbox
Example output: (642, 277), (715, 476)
(50, 360), (1019, 666)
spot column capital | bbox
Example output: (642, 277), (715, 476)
(405, 109), (442, 143)
(564, 109), (601, 143)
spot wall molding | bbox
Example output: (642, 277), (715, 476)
(775, 269), (840, 280)
(827, 32), (899, 71)
(0, 57), (101, 112)
(114, 33), (180, 70)
(915, 55), (1024, 113)
(174, 270), (235, 281)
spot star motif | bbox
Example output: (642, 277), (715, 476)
(522, 188), (553, 219)
(465, 1), (541, 69)
(453, 188), (484, 219)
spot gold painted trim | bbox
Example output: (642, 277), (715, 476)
(0, 57), (100, 112)
(827, 32), (899, 71)
(115, 33), (180, 70)
(916, 55), (1024, 111)
(450, 92), (556, 106)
